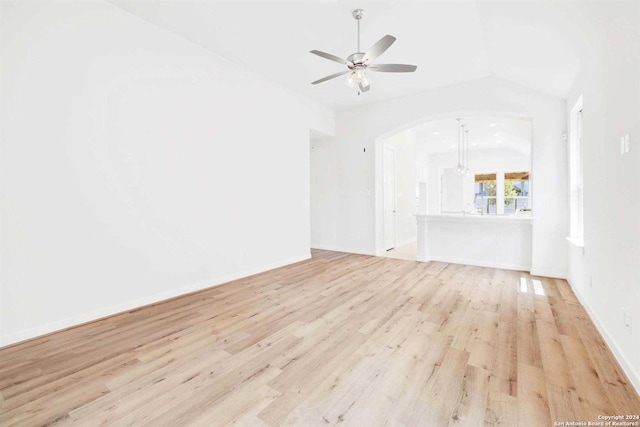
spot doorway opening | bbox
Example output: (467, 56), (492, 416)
(383, 143), (397, 251)
(376, 113), (533, 263)
(380, 130), (418, 261)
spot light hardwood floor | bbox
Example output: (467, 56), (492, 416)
(381, 241), (418, 261)
(0, 250), (639, 426)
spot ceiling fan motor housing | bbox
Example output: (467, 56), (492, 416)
(347, 52), (366, 68)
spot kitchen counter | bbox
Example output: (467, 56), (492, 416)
(416, 213), (533, 270)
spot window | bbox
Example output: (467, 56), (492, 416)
(504, 172), (530, 213)
(474, 172), (530, 215)
(569, 97), (584, 239)
(474, 174), (497, 214)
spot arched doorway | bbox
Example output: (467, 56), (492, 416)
(374, 111), (533, 266)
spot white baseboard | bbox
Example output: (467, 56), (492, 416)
(426, 256), (530, 271)
(566, 278), (640, 395)
(529, 270), (566, 280)
(0, 253), (311, 349)
(311, 244), (377, 256)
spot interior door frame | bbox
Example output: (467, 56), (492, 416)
(383, 143), (397, 251)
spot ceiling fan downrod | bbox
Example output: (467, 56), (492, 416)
(353, 9), (364, 53)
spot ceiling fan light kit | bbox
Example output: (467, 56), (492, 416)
(310, 9), (417, 95)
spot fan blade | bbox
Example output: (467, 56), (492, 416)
(310, 50), (353, 67)
(362, 35), (396, 63)
(311, 70), (350, 85)
(369, 64), (417, 72)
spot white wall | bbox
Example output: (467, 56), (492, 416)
(383, 130), (416, 246)
(565, 0), (640, 392)
(0, 0), (334, 346)
(424, 148), (531, 214)
(311, 77), (567, 276)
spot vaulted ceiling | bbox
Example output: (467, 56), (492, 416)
(412, 116), (532, 155)
(111, 0), (585, 110)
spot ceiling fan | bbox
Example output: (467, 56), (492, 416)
(310, 9), (417, 94)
